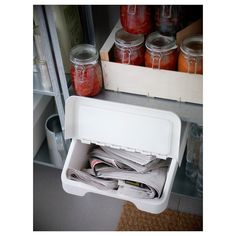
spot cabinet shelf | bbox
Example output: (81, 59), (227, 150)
(96, 90), (203, 126)
(34, 139), (60, 169)
(33, 72), (72, 97)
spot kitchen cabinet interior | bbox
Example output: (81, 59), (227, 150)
(33, 5), (203, 202)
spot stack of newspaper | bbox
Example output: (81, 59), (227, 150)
(67, 145), (170, 199)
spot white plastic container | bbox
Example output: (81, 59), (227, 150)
(61, 96), (189, 214)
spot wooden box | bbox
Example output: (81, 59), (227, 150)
(100, 20), (203, 104)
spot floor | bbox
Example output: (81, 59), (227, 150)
(33, 164), (124, 231)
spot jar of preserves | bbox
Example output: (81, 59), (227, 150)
(155, 5), (183, 36)
(70, 44), (103, 97)
(120, 5), (152, 35)
(145, 32), (178, 70)
(178, 35), (203, 74)
(114, 29), (145, 66)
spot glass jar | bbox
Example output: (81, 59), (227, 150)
(33, 25), (52, 89)
(178, 35), (203, 74)
(114, 29), (145, 66)
(145, 32), (178, 70)
(155, 5), (183, 36)
(196, 141), (203, 197)
(70, 44), (103, 97)
(185, 123), (203, 184)
(120, 5), (152, 35)
(34, 58), (52, 89)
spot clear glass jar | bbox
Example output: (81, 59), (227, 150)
(34, 58), (52, 89)
(33, 25), (52, 89)
(145, 32), (178, 70)
(70, 44), (103, 97)
(178, 35), (203, 74)
(196, 142), (203, 197)
(120, 5), (153, 35)
(155, 5), (183, 36)
(114, 29), (145, 66)
(185, 123), (203, 184)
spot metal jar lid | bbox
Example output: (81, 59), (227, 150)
(115, 28), (144, 48)
(180, 35), (203, 57)
(70, 44), (99, 65)
(145, 31), (177, 52)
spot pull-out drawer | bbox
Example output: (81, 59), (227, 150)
(61, 96), (189, 214)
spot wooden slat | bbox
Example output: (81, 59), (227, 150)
(102, 61), (203, 104)
(176, 19), (203, 46)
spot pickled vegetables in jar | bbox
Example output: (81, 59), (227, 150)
(155, 5), (183, 36)
(120, 5), (153, 35)
(145, 32), (177, 70)
(178, 35), (203, 74)
(70, 44), (103, 97)
(114, 28), (145, 66)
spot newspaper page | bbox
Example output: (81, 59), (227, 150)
(66, 145), (170, 199)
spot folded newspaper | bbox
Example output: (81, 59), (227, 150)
(67, 146), (170, 199)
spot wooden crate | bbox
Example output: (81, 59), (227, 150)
(100, 20), (203, 105)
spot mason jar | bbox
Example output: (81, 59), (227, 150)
(178, 35), (203, 74)
(155, 5), (183, 36)
(70, 44), (103, 97)
(145, 32), (178, 70)
(114, 28), (145, 66)
(120, 5), (153, 35)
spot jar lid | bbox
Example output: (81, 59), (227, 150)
(115, 28), (144, 48)
(145, 32), (177, 52)
(180, 35), (203, 57)
(70, 44), (99, 65)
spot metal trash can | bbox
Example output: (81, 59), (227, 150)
(45, 114), (68, 168)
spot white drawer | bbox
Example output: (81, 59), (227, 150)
(61, 96), (189, 214)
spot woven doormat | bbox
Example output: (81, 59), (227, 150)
(117, 202), (203, 231)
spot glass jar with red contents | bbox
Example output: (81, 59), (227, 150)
(120, 5), (152, 35)
(114, 29), (145, 66)
(70, 44), (103, 97)
(145, 32), (178, 70)
(178, 35), (203, 74)
(155, 5), (183, 36)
